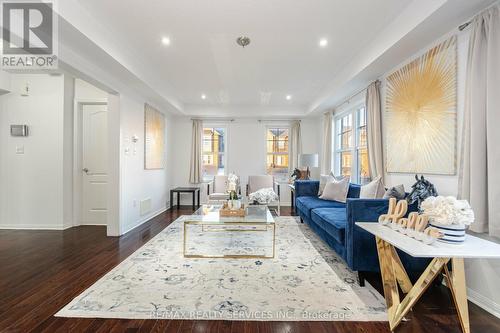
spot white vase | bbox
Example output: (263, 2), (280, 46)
(429, 220), (466, 244)
(234, 200), (242, 210)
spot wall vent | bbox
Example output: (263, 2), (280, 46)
(140, 198), (152, 216)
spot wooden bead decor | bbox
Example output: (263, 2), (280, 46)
(378, 198), (408, 224)
(424, 227), (444, 239)
(406, 212), (418, 230)
(415, 215), (429, 232)
(378, 199), (442, 244)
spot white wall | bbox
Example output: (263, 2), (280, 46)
(0, 71), (10, 95)
(75, 79), (108, 100)
(118, 95), (174, 234)
(171, 117), (321, 205)
(0, 74), (67, 229)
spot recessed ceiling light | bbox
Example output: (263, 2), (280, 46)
(319, 38), (328, 48)
(161, 36), (171, 46)
(201, 94), (207, 100)
(286, 95), (292, 101)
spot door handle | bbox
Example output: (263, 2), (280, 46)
(83, 168), (89, 174)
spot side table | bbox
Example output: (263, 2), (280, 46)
(356, 222), (500, 333)
(170, 187), (200, 210)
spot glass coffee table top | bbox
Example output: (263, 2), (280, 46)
(184, 204), (276, 258)
(191, 204), (274, 224)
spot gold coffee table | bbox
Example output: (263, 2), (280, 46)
(183, 204), (275, 259)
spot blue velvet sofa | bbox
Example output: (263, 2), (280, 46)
(294, 180), (430, 285)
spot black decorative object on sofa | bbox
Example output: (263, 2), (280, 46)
(407, 174), (438, 208)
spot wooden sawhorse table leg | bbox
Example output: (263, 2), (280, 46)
(375, 237), (469, 333)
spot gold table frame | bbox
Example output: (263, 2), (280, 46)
(183, 220), (276, 259)
(376, 237), (469, 333)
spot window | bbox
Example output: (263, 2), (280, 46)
(334, 106), (370, 184)
(202, 127), (226, 176)
(266, 127), (289, 177)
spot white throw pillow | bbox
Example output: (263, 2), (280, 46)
(318, 174), (335, 196)
(249, 188), (279, 204)
(319, 177), (350, 203)
(360, 176), (385, 199)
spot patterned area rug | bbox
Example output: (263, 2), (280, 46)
(56, 216), (387, 321)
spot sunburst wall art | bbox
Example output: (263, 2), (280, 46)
(144, 104), (165, 170)
(386, 36), (457, 175)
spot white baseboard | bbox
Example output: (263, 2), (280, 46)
(0, 224), (72, 230)
(467, 287), (500, 319)
(78, 222), (107, 226)
(121, 207), (167, 236)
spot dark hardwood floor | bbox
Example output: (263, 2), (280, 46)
(1, 207), (499, 333)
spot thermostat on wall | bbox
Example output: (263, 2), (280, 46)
(10, 125), (29, 137)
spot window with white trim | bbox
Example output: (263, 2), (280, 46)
(333, 105), (370, 184)
(202, 127), (226, 176)
(266, 127), (289, 177)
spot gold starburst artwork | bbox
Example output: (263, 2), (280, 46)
(386, 36), (457, 174)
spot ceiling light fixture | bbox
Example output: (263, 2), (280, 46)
(161, 36), (171, 46)
(236, 36), (251, 48)
(319, 38), (328, 48)
(286, 95), (292, 101)
(201, 94), (207, 100)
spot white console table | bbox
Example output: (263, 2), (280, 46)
(356, 222), (500, 333)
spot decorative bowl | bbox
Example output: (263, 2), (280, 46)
(429, 221), (466, 244)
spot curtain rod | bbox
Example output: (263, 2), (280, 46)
(458, 1), (500, 31)
(190, 117), (302, 122)
(458, 21), (471, 31)
(333, 85), (368, 110)
(190, 117), (235, 122)
(333, 79), (381, 110)
(257, 119), (301, 123)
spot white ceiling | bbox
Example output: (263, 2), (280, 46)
(72, 0), (410, 109)
(58, 0), (495, 117)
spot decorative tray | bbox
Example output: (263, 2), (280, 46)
(220, 203), (246, 217)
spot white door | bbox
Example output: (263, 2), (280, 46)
(81, 104), (108, 225)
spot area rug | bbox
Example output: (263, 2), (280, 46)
(56, 216), (387, 321)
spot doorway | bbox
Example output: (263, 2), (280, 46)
(81, 104), (108, 224)
(74, 101), (108, 225)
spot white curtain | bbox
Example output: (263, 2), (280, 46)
(189, 119), (203, 184)
(289, 120), (302, 170)
(366, 81), (384, 183)
(459, 5), (500, 236)
(320, 112), (332, 174)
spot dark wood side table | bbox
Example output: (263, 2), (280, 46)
(170, 187), (200, 210)
(288, 184), (295, 211)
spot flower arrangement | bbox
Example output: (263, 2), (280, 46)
(227, 173), (239, 192)
(420, 196), (475, 226)
(227, 173), (241, 210)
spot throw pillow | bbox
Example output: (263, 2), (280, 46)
(383, 184), (406, 200)
(360, 176), (385, 199)
(318, 174), (335, 196)
(249, 188), (279, 204)
(319, 177), (350, 203)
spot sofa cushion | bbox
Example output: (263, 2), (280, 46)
(296, 196), (346, 219)
(319, 177), (349, 203)
(311, 208), (347, 245)
(347, 183), (361, 198)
